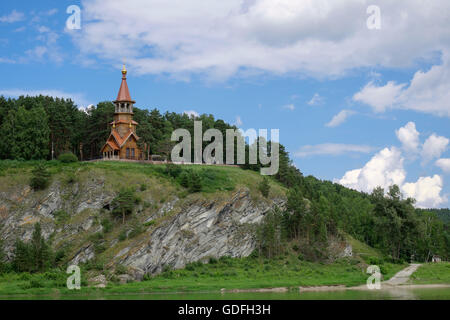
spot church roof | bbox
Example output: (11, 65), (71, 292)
(111, 130), (125, 146)
(109, 130), (139, 148)
(115, 65), (135, 103)
(106, 140), (119, 150)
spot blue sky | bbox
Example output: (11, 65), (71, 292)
(1, 0), (449, 208)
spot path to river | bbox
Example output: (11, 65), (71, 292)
(224, 263), (449, 294)
(383, 263), (422, 286)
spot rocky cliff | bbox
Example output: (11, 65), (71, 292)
(0, 163), (286, 279)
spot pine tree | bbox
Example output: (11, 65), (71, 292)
(30, 223), (52, 272)
(30, 162), (51, 190)
(189, 171), (202, 193)
(258, 177), (270, 198)
(112, 188), (137, 224)
(179, 171), (190, 188)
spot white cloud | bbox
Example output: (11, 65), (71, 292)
(421, 134), (449, 164)
(396, 122), (420, 154)
(183, 110), (199, 118)
(307, 93), (323, 106)
(337, 124), (448, 208)
(282, 104), (295, 111)
(402, 175), (446, 208)
(0, 89), (91, 109)
(326, 109), (355, 127)
(0, 10), (25, 23)
(337, 147), (406, 193)
(235, 116), (243, 127)
(436, 158), (450, 174)
(353, 55), (450, 117)
(353, 81), (405, 113)
(71, 0), (450, 80)
(295, 143), (374, 158)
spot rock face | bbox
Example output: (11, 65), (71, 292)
(119, 189), (284, 274)
(0, 169), (285, 277)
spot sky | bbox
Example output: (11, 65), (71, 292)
(0, 0), (449, 208)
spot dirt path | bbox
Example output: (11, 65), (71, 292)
(383, 263), (422, 286)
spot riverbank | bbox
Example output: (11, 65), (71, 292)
(0, 262), (449, 299)
(0, 255), (407, 297)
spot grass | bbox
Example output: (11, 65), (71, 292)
(0, 252), (410, 297)
(0, 160), (285, 199)
(410, 262), (450, 284)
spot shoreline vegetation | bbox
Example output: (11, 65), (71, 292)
(0, 262), (448, 298)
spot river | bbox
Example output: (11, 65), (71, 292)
(6, 286), (450, 300)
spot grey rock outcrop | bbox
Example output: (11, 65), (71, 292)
(0, 170), (285, 279)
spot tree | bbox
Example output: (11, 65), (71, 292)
(179, 171), (190, 188)
(30, 162), (51, 190)
(30, 223), (53, 272)
(112, 188), (139, 224)
(188, 171), (202, 193)
(12, 223), (53, 273)
(258, 177), (270, 198)
(256, 207), (285, 258)
(0, 240), (7, 274)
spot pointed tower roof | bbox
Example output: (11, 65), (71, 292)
(115, 65), (135, 103)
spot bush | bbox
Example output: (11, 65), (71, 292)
(58, 152), (78, 163)
(258, 177), (270, 198)
(208, 257), (218, 264)
(128, 221), (144, 238)
(140, 183), (147, 191)
(53, 210), (69, 224)
(143, 220), (156, 227)
(165, 163), (182, 178)
(179, 171), (190, 188)
(115, 264), (128, 275)
(30, 163), (51, 191)
(188, 171), (202, 193)
(101, 218), (113, 233)
(118, 230), (127, 242)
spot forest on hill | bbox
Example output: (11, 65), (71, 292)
(0, 95), (449, 264)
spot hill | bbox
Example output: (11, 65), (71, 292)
(0, 161), (285, 277)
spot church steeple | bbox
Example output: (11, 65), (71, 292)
(114, 64), (135, 113)
(111, 65), (139, 136)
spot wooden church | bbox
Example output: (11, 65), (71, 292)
(101, 65), (143, 160)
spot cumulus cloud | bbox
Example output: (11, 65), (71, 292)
(402, 175), (446, 208)
(295, 143), (374, 158)
(353, 55), (450, 117)
(421, 134), (449, 164)
(337, 147), (406, 193)
(71, 0), (450, 80)
(436, 158), (450, 174)
(337, 124), (448, 208)
(396, 122), (420, 154)
(325, 109), (355, 127)
(353, 81), (405, 113)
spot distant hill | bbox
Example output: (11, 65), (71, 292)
(418, 208), (450, 225)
